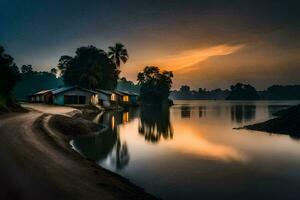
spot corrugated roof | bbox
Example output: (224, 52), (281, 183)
(114, 90), (125, 96)
(115, 90), (139, 96)
(52, 86), (97, 95)
(51, 86), (75, 95)
(127, 91), (139, 96)
(95, 89), (112, 95)
(33, 89), (53, 95)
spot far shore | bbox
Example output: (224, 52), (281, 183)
(242, 104), (300, 137)
(0, 103), (157, 200)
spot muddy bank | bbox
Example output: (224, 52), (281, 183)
(49, 114), (101, 136)
(0, 106), (157, 200)
(244, 104), (300, 137)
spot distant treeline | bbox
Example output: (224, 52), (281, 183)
(260, 85), (300, 100)
(170, 86), (230, 100)
(170, 84), (300, 100)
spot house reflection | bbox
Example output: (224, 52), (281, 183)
(181, 105), (191, 118)
(230, 104), (256, 123)
(198, 106), (206, 118)
(123, 112), (129, 123)
(72, 108), (138, 170)
(138, 106), (173, 143)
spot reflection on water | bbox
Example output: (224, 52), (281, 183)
(72, 109), (138, 170)
(139, 106), (173, 143)
(230, 104), (256, 123)
(180, 105), (191, 118)
(72, 100), (300, 200)
(198, 106), (206, 118)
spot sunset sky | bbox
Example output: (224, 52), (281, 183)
(1, 0), (299, 90)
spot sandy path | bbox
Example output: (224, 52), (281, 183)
(0, 105), (156, 200)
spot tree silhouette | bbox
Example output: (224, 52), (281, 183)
(227, 83), (260, 100)
(0, 46), (20, 107)
(137, 66), (173, 105)
(180, 85), (190, 93)
(108, 43), (128, 68)
(50, 68), (57, 76)
(57, 55), (72, 76)
(61, 46), (119, 90)
(21, 65), (33, 73)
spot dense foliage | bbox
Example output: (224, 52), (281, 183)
(137, 66), (173, 105)
(14, 71), (63, 100)
(117, 77), (140, 94)
(0, 46), (20, 107)
(226, 83), (260, 100)
(59, 46), (119, 90)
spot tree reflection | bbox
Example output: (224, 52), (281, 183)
(110, 140), (130, 170)
(138, 106), (173, 143)
(181, 105), (191, 118)
(72, 109), (138, 170)
(231, 104), (256, 123)
(198, 106), (206, 118)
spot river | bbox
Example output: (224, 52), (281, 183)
(71, 100), (300, 200)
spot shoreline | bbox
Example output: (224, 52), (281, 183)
(0, 104), (157, 200)
(242, 104), (300, 137)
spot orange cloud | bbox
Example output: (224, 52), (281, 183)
(151, 44), (244, 72)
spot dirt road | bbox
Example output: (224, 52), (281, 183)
(0, 104), (155, 200)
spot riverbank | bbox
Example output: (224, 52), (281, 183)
(243, 104), (300, 137)
(0, 104), (157, 200)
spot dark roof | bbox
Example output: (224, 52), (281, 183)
(113, 90), (125, 96)
(32, 89), (54, 95)
(30, 86), (97, 97)
(51, 86), (75, 95)
(53, 86), (97, 95)
(95, 89), (112, 96)
(115, 90), (139, 96)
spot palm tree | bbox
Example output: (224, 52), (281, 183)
(50, 68), (57, 76)
(108, 43), (129, 68)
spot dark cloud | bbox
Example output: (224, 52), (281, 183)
(1, 0), (299, 88)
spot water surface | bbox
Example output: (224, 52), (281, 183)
(72, 100), (300, 200)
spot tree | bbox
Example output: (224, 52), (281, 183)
(0, 46), (20, 106)
(180, 85), (190, 93)
(62, 46), (119, 90)
(108, 43), (128, 68)
(57, 55), (72, 76)
(226, 83), (260, 100)
(21, 64), (33, 73)
(117, 77), (140, 94)
(14, 71), (63, 100)
(50, 68), (57, 76)
(137, 66), (173, 105)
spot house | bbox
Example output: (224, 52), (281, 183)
(113, 90), (127, 104)
(29, 89), (54, 103)
(52, 86), (98, 105)
(125, 91), (139, 105)
(114, 90), (139, 106)
(29, 86), (98, 106)
(95, 89), (117, 108)
(29, 86), (139, 108)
